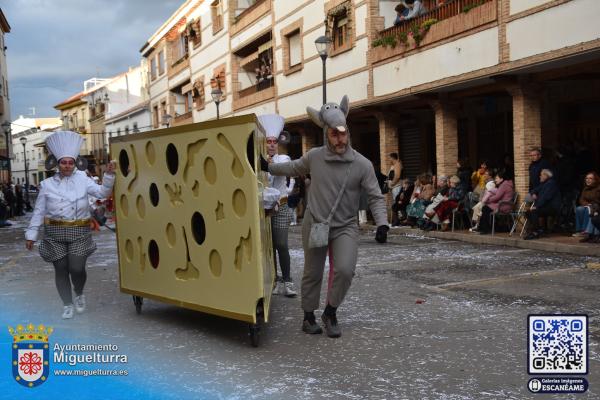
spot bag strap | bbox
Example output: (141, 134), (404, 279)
(326, 159), (354, 224)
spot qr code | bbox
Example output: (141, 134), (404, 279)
(528, 315), (587, 374)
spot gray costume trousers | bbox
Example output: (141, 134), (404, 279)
(271, 204), (293, 282)
(52, 254), (87, 306)
(301, 211), (359, 311)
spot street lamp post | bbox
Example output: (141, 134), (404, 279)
(19, 136), (30, 208)
(315, 34), (332, 105)
(1, 121), (11, 184)
(211, 88), (223, 120)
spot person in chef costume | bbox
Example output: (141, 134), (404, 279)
(25, 131), (116, 319)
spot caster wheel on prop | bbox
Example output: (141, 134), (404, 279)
(249, 303), (264, 347)
(132, 296), (143, 314)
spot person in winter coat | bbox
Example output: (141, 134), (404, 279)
(524, 169), (561, 240)
(573, 172), (600, 237)
(528, 147), (552, 192)
(476, 171), (515, 234)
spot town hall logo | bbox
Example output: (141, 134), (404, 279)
(8, 323), (53, 388)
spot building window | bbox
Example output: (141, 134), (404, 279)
(211, 65), (226, 100)
(168, 33), (189, 67)
(179, 34), (189, 59)
(233, 33), (272, 99)
(233, 0), (262, 17)
(192, 77), (205, 111)
(151, 57), (157, 80)
(158, 50), (165, 75)
(153, 105), (159, 128)
(160, 101), (167, 125)
(326, 1), (353, 55)
(212, 0), (223, 34)
(282, 20), (303, 75)
(125, 125), (130, 135)
(288, 31), (301, 67)
(171, 81), (194, 117)
(186, 18), (202, 48)
(333, 14), (348, 50)
(133, 122), (139, 133)
(117, 128), (121, 136)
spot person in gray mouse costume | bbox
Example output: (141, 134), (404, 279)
(261, 95), (389, 338)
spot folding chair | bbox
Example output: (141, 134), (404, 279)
(510, 199), (533, 237)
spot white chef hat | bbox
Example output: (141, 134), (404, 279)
(257, 114), (284, 139)
(45, 131), (83, 161)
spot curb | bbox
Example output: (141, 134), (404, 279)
(359, 225), (600, 257)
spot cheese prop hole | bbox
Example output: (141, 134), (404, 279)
(217, 133), (244, 178)
(148, 240), (159, 269)
(191, 212), (206, 245)
(149, 183), (159, 207)
(166, 223), (176, 247)
(120, 194), (129, 217)
(119, 149), (130, 177)
(232, 189), (247, 218)
(204, 157), (217, 185)
(145, 140), (155, 165)
(166, 143), (179, 175)
(209, 249), (222, 277)
(136, 195), (146, 219)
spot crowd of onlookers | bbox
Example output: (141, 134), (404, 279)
(0, 182), (33, 227)
(384, 145), (600, 243)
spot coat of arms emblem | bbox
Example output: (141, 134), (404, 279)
(8, 323), (53, 388)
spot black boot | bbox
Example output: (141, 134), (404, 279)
(321, 304), (341, 338)
(302, 311), (322, 334)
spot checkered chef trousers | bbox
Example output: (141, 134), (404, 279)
(39, 225), (97, 263)
(271, 203), (294, 230)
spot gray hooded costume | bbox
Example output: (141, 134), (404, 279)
(268, 96), (387, 312)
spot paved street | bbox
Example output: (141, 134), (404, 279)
(1, 216), (600, 399)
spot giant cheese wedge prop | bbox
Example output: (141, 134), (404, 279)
(111, 115), (274, 325)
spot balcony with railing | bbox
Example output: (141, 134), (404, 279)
(232, 37), (275, 110)
(372, 0), (497, 64)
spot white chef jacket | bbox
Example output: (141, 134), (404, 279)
(25, 170), (115, 241)
(268, 154), (294, 199)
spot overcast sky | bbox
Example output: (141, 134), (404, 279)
(3, 0), (183, 119)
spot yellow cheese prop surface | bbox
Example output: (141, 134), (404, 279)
(110, 115), (274, 323)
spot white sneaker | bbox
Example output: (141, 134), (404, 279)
(272, 280), (283, 295)
(62, 305), (74, 319)
(283, 281), (297, 298)
(74, 295), (86, 313)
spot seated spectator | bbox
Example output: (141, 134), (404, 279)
(428, 175), (466, 231)
(404, 174), (433, 227)
(573, 172), (600, 238)
(392, 179), (414, 226)
(470, 180), (497, 232)
(394, 3), (409, 26)
(524, 169), (561, 240)
(476, 171), (515, 234)
(470, 161), (489, 200)
(417, 175), (450, 229)
(456, 158), (472, 194)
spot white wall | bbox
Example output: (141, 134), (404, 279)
(507, 0), (600, 61)
(510, 0), (553, 15)
(373, 28), (500, 97)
